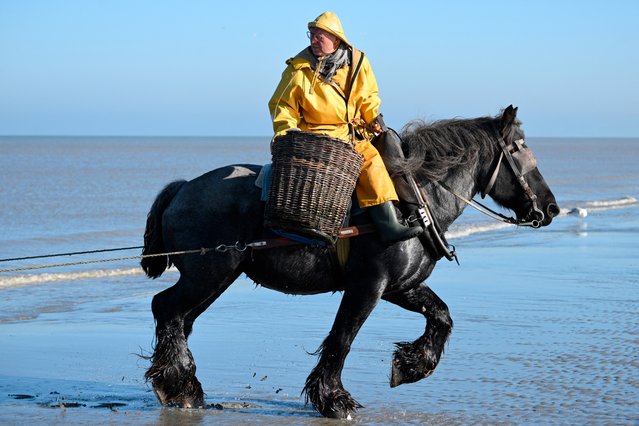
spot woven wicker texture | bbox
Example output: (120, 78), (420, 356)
(265, 131), (364, 243)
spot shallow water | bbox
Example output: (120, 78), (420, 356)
(0, 136), (638, 424)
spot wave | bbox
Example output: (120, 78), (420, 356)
(557, 196), (638, 217)
(581, 196), (638, 209)
(0, 268), (145, 290)
(446, 222), (512, 239)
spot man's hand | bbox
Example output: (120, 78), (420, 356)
(370, 121), (383, 134)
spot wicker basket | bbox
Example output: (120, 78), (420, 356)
(265, 131), (364, 243)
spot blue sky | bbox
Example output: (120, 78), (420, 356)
(1, 0), (637, 137)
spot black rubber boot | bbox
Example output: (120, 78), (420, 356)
(368, 201), (423, 243)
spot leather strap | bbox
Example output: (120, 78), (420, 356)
(481, 151), (503, 198)
(251, 224), (376, 250)
(346, 48), (364, 96)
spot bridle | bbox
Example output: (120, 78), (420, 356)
(440, 135), (545, 228)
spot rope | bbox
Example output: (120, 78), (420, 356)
(0, 248), (212, 274)
(0, 246), (144, 263)
(439, 182), (541, 228)
(0, 225), (379, 274)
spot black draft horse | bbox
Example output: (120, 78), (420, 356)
(141, 106), (559, 419)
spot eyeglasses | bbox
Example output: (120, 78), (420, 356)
(307, 30), (334, 42)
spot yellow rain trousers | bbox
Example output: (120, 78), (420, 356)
(268, 48), (398, 208)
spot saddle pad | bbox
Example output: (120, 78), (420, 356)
(254, 163), (272, 202)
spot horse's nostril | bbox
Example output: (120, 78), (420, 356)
(547, 203), (560, 218)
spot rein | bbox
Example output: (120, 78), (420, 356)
(439, 136), (544, 228)
(438, 181), (539, 227)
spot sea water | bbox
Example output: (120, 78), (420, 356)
(0, 136), (637, 424)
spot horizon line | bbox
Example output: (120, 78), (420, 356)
(1, 134), (638, 139)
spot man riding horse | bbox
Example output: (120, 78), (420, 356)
(268, 11), (422, 243)
(141, 9), (559, 420)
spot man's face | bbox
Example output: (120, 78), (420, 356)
(309, 28), (340, 57)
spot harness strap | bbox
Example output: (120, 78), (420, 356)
(481, 151), (503, 198)
(347, 49), (364, 95)
(411, 184), (458, 263)
(248, 223), (376, 251)
(346, 49), (364, 142)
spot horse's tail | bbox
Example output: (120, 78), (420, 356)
(141, 180), (187, 279)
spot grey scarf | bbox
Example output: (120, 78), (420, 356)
(311, 43), (351, 82)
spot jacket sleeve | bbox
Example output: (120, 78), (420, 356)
(357, 56), (381, 125)
(268, 65), (303, 136)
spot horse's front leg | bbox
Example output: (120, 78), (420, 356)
(303, 278), (385, 419)
(382, 283), (453, 387)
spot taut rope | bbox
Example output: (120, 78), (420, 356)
(0, 248), (213, 274)
(0, 224), (378, 274)
(0, 246), (144, 263)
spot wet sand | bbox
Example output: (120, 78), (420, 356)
(1, 211), (638, 425)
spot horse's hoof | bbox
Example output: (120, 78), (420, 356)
(390, 342), (436, 387)
(180, 397), (205, 409)
(151, 378), (205, 408)
(153, 387), (169, 405)
(323, 406), (356, 420)
(315, 391), (362, 419)
(390, 361), (402, 388)
(183, 381), (206, 408)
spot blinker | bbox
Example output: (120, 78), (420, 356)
(509, 139), (537, 175)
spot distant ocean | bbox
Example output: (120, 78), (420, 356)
(0, 136), (637, 424)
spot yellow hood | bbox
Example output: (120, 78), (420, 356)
(308, 11), (350, 47)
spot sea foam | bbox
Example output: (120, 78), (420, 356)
(0, 268), (144, 290)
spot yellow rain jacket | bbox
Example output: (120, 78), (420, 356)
(268, 46), (398, 208)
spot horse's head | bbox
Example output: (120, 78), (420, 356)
(480, 105), (560, 227)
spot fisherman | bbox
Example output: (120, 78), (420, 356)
(268, 11), (422, 243)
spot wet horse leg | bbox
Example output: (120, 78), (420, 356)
(303, 280), (385, 419)
(382, 283), (453, 387)
(146, 269), (237, 408)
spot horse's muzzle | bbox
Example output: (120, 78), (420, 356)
(546, 203), (560, 220)
(521, 202), (559, 228)
(541, 203), (561, 226)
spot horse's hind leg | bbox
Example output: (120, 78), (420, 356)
(181, 268), (240, 338)
(145, 270), (237, 408)
(382, 283), (453, 387)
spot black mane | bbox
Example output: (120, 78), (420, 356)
(392, 112), (523, 182)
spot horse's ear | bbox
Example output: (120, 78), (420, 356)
(501, 105), (518, 130)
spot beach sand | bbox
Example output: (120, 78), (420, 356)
(1, 208), (637, 425)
